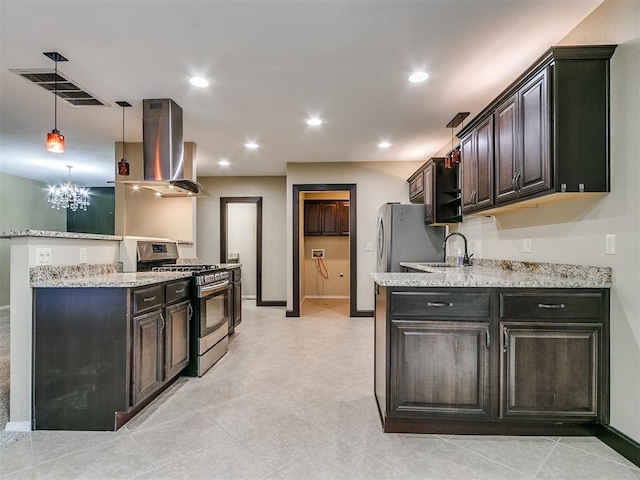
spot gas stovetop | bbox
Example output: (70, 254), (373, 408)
(152, 264), (228, 286)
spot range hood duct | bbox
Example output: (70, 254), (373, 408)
(116, 98), (208, 197)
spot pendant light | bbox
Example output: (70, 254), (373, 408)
(44, 52), (68, 153)
(115, 101), (132, 176)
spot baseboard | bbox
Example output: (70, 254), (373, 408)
(257, 300), (286, 307)
(304, 295), (350, 299)
(5, 421), (31, 432)
(285, 310), (297, 317)
(596, 424), (640, 468)
(352, 310), (374, 317)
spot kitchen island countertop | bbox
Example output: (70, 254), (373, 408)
(371, 261), (611, 289)
(31, 271), (192, 288)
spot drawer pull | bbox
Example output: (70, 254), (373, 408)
(143, 295), (157, 302)
(427, 302), (454, 307)
(538, 303), (565, 309)
(175, 288), (185, 294)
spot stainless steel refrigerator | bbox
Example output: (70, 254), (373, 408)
(376, 203), (445, 272)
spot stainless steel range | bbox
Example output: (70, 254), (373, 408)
(153, 263), (231, 377)
(137, 241), (231, 377)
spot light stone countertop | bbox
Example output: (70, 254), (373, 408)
(0, 229), (122, 240)
(31, 271), (192, 288)
(371, 262), (612, 289)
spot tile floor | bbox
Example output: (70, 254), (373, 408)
(2, 299), (639, 479)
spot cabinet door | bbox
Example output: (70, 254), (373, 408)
(132, 310), (164, 406)
(501, 322), (600, 420)
(233, 281), (242, 327)
(495, 95), (519, 204)
(519, 69), (551, 196)
(390, 320), (491, 419)
(423, 163), (435, 224)
(475, 117), (494, 210)
(321, 201), (340, 235)
(304, 202), (323, 236)
(339, 201), (350, 235)
(164, 300), (190, 380)
(460, 134), (476, 213)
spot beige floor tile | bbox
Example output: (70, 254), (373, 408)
(0, 436), (33, 477)
(235, 414), (336, 471)
(34, 435), (152, 480)
(31, 429), (127, 465)
(536, 443), (640, 479)
(559, 436), (640, 470)
(278, 439), (403, 480)
(448, 435), (557, 475)
(0, 467), (36, 479)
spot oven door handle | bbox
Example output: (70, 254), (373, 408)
(198, 281), (230, 297)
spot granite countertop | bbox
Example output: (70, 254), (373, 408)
(0, 230), (122, 241)
(31, 271), (192, 288)
(371, 261), (612, 289)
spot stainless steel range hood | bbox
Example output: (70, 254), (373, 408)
(116, 98), (209, 197)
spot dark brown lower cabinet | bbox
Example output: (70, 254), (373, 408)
(501, 322), (600, 420)
(33, 279), (191, 431)
(390, 320), (491, 419)
(132, 309), (164, 406)
(375, 285), (609, 435)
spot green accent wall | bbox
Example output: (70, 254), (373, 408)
(0, 173), (66, 306)
(67, 187), (115, 235)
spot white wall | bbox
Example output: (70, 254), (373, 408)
(0, 173), (66, 306)
(196, 176), (287, 302)
(227, 203), (257, 297)
(453, 0), (640, 442)
(287, 161), (422, 312)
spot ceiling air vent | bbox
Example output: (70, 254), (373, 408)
(10, 68), (109, 107)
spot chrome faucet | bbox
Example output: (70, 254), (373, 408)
(443, 232), (473, 266)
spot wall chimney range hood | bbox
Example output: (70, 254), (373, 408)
(115, 98), (209, 197)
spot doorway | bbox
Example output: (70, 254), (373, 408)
(290, 183), (367, 318)
(220, 196), (285, 307)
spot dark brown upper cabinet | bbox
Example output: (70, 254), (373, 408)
(408, 157), (462, 225)
(458, 45), (617, 216)
(304, 200), (349, 236)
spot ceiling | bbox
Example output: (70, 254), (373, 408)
(0, 0), (603, 187)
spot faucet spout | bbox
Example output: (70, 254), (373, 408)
(443, 232), (473, 266)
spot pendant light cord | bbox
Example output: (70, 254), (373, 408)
(121, 105), (126, 158)
(54, 60), (58, 131)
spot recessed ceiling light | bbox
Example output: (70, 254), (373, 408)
(189, 77), (209, 87)
(408, 71), (429, 83)
(378, 141), (392, 149)
(219, 159), (230, 166)
(245, 141), (259, 149)
(306, 117), (322, 126)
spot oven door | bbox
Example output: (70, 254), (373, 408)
(198, 281), (231, 340)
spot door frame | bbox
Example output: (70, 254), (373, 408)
(220, 196), (285, 307)
(289, 183), (371, 318)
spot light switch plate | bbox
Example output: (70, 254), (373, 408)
(605, 234), (616, 255)
(365, 243), (374, 251)
(79, 248), (88, 264)
(522, 238), (532, 253)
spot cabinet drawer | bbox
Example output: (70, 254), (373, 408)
(499, 292), (604, 320)
(133, 285), (165, 315)
(166, 280), (190, 304)
(390, 291), (490, 319)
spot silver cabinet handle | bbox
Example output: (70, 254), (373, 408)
(427, 302), (454, 307)
(515, 171), (522, 192)
(503, 326), (508, 352)
(175, 288), (185, 294)
(538, 303), (565, 309)
(486, 329), (490, 349)
(187, 303), (193, 320)
(143, 295), (156, 302)
(511, 174), (518, 191)
(160, 313), (165, 331)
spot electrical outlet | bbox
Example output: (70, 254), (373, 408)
(35, 247), (52, 266)
(339, 272), (344, 279)
(522, 238), (532, 253)
(605, 234), (616, 255)
(79, 248), (88, 264)
(312, 249), (325, 258)
(365, 243), (374, 251)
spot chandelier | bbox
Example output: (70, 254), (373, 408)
(47, 166), (90, 211)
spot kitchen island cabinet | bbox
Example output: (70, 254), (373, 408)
(372, 266), (610, 435)
(33, 273), (191, 431)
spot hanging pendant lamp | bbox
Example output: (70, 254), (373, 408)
(44, 52), (68, 153)
(115, 101), (132, 176)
